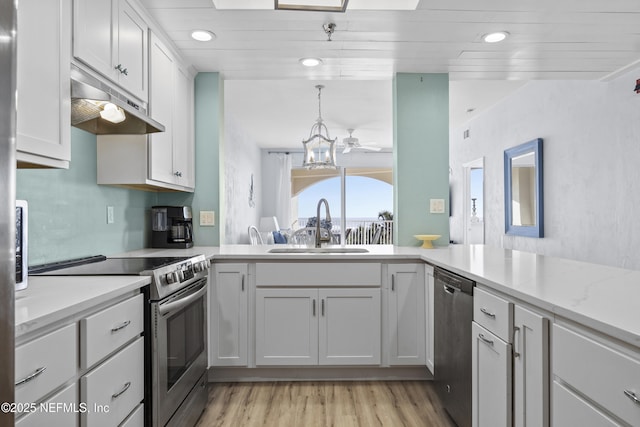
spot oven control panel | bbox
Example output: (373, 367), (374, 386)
(162, 258), (211, 286)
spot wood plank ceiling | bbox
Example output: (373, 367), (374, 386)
(141, 0), (640, 147)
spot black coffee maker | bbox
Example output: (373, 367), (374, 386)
(151, 206), (194, 249)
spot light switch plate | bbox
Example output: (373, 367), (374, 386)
(200, 211), (215, 226)
(107, 206), (114, 224)
(430, 199), (445, 214)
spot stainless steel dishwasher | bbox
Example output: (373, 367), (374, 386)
(434, 267), (475, 427)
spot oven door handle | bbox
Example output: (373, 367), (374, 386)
(158, 281), (207, 316)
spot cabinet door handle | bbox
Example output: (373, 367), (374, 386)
(624, 390), (640, 405)
(312, 299), (316, 317)
(321, 299), (325, 316)
(480, 307), (496, 318)
(111, 320), (131, 333)
(174, 171), (183, 177)
(114, 64), (128, 75)
(391, 274), (395, 291)
(513, 326), (521, 358)
(112, 381), (131, 399)
(478, 333), (494, 346)
(241, 274), (245, 291)
(15, 366), (46, 386)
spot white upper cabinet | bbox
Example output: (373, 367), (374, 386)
(73, 0), (148, 101)
(147, 32), (195, 190)
(16, 0), (71, 168)
(96, 33), (195, 192)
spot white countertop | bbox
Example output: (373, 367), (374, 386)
(171, 243), (639, 348)
(417, 245), (640, 348)
(23, 244), (640, 349)
(15, 275), (150, 339)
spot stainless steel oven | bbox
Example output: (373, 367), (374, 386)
(152, 276), (208, 427)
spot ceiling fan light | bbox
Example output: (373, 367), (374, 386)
(300, 57), (323, 67)
(483, 31), (509, 43)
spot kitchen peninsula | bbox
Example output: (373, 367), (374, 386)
(124, 244), (640, 348)
(16, 244), (640, 426)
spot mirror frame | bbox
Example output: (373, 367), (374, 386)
(504, 138), (544, 237)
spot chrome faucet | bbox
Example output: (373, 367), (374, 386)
(315, 198), (332, 248)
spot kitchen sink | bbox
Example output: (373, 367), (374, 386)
(268, 247), (369, 254)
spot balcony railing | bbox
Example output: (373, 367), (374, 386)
(297, 218), (393, 245)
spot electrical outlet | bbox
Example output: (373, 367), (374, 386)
(200, 210), (215, 226)
(429, 199), (445, 214)
(107, 206), (114, 224)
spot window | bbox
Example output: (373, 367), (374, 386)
(292, 168), (393, 244)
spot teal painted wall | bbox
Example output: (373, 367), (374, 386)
(393, 73), (450, 247)
(16, 128), (156, 265)
(158, 72), (221, 246)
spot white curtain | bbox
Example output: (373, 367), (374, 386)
(275, 154), (292, 230)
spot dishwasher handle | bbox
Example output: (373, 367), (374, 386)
(435, 267), (475, 295)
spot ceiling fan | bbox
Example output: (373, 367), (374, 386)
(340, 129), (381, 154)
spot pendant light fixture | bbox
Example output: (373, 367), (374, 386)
(302, 85), (337, 169)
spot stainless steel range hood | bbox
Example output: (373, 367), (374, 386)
(70, 64), (164, 135)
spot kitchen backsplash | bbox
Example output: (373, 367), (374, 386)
(16, 127), (157, 265)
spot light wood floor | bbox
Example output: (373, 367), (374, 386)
(196, 381), (456, 427)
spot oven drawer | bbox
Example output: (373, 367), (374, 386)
(81, 294), (143, 369)
(15, 323), (77, 405)
(553, 324), (640, 426)
(473, 287), (513, 342)
(81, 337), (144, 426)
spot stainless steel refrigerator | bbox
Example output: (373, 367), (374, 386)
(0, 0), (17, 425)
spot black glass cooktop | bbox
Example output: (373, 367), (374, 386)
(30, 255), (190, 276)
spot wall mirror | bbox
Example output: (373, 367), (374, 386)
(504, 138), (543, 237)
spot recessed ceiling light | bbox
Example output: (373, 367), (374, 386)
(483, 31), (509, 43)
(191, 30), (216, 42)
(299, 57), (323, 67)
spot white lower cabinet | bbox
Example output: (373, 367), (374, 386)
(552, 323), (640, 426)
(472, 287), (549, 427)
(119, 403), (144, 427)
(255, 288), (381, 366)
(210, 264), (249, 366)
(425, 265), (435, 373)
(513, 305), (549, 427)
(81, 337), (144, 426)
(319, 288), (381, 365)
(472, 322), (512, 427)
(14, 290), (145, 426)
(15, 383), (78, 427)
(553, 381), (620, 427)
(387, 264), (426, 365)
(15, 323), (77, 406)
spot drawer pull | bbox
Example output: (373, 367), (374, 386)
(624, 390), (640, 405)
(480, 308), (496, 318)
(112, 381), (131, 400)
(15, 366), (46, 386)
(478, 333), (494, 346)
(111, 320), (131, 333)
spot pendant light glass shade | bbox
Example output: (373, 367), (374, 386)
(302, 85), (337, 169)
